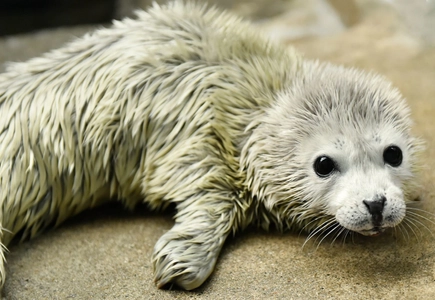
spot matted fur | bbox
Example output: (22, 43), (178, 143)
(0, 1), (421, 290)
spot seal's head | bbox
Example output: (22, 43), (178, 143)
(244, 61), (422, 237)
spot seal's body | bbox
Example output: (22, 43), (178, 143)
(0, 2), (420, 290)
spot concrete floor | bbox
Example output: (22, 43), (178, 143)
(1, 0), (435, 299)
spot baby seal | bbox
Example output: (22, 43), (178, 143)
(0, 1), (421, 291)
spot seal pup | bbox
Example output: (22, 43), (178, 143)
(0, 1), (422, 291)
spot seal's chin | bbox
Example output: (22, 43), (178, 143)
(358, 227), (386, 237)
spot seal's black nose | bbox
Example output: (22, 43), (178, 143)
(363, 196), (386, 226)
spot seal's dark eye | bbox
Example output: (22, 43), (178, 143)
(314, 156), (336, 177)
(383, 145), (403, 167)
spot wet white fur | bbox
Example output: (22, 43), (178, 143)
(0, 1), (420, 291)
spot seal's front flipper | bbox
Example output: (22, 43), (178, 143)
(152, 193), (239, 290)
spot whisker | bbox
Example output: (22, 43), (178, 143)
(302, 218), (336, 249)
(398, 222), (410, 241)
(303, 229), (323, 249)
(315, 224), (341, 251)
(406, 207), (435, 216)
(393, 225), (400, 243)
(403, 217), (424, 236)
(406, 211), (435, 227)
(312, 221), (336, 244)
(404, 215), (435, 238)
(342, 229), (351, 246)
(331, 226), (346, 246)
(303, 221), (332, 246)
(350, 231), (355, 244)
(400, 219), (420, 242)
(298, 216), (324, 237)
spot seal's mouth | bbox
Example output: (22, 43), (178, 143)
(359, 227), (386, 237)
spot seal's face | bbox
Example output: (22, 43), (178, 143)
(305, 125), (412, 236)
(289, 63), (421, 236)
(244, 61), (421, 236)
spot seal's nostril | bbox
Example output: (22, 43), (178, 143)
(363, 198), (386, 226)
(363, 198), (386, 215)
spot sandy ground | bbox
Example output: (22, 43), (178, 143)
(1, 0), (435, 299)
